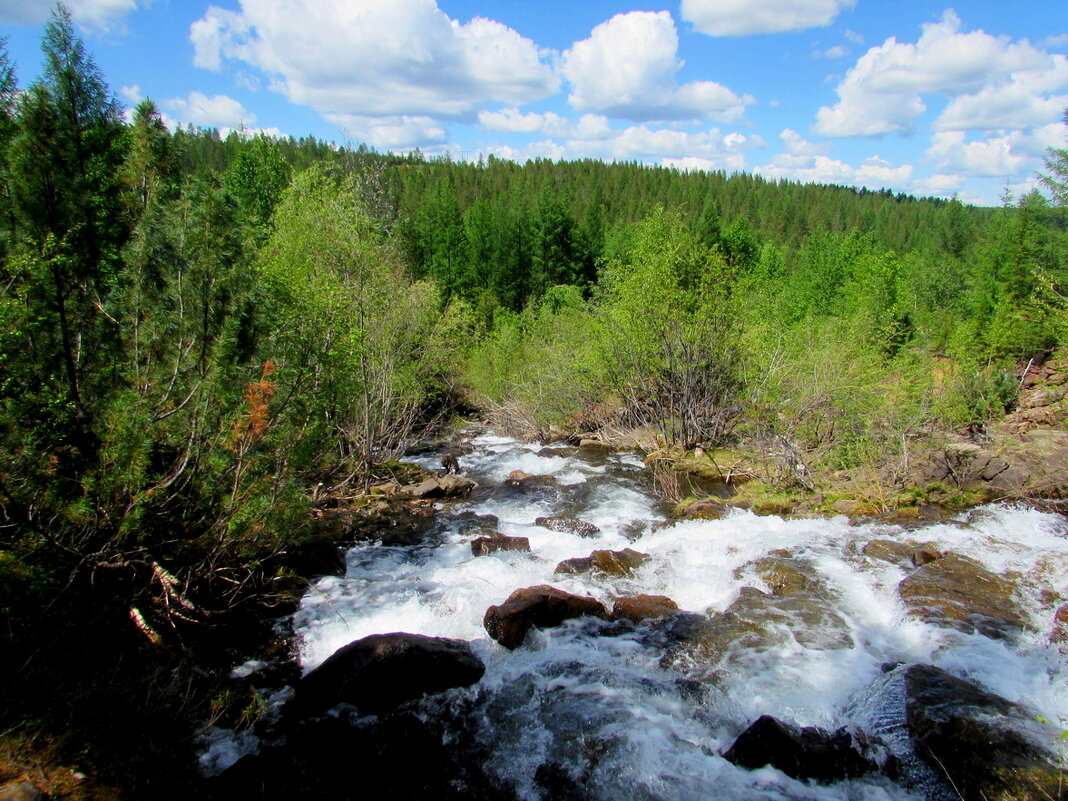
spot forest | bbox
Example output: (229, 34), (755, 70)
(0, 7), (1066, 796)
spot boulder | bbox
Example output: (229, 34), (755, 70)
(285, 633), (485, 719)
(408, 475), (477, 499)
(744, 554), (824, 596)
(682, 498), (726, 520)
(470, 535), (530, 556)
(610, 595), (679, 623)
(369, 481), (401, 496)
(723, 715), (888, 783)
(897, 553), (1026, 640)
(861, 539), (943, 568)
(484, 585), (608, 649)
(905, 664), (1067, 801)
(506, 469), (534, 485)
(534, 516), (601, 537)
(1052, 603), (1068, 645)
(554, 548), (650, 577)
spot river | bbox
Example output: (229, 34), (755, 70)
(210, 429), (1068, 799)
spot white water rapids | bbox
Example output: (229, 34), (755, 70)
(247, 431), (1068, 799)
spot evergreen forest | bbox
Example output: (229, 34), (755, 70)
(1, 9), (1067, 796)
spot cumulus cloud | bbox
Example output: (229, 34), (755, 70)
(163, 91), (256, 129)
(756, 153), (914, 190)
(477, 108), (612, 140)
(0, 0), (141, 31)
(926, 131), (1028, 177)
(815, 10), (1067, 137)
(560, 11), (753, 122)
(681, 0), (855, 37)
(190, 0), (557, 119)
(325, 113), (447, 149)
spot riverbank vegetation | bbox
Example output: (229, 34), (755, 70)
(0, 9), (1066, 796)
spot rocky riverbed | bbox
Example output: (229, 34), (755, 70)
(203, 429), (1068, 801)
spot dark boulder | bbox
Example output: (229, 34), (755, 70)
(905, 664), (1067, 800)
(723, 715), (889, 783)
(897, 553), (1026, 640)
(484, 585), (608, 649)
(471, 535), (531, 556)
(554, 548), (649, 577)
(285, 632), (485, 720)
(610, 595), (679, 623)
(534, 516), (601, 537)
(862, 539), (942, 568)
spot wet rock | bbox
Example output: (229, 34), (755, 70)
(610, 595), (680, 623)
(897, 553), (1026, 640)
(285, 633), (485, 719)
(537, 447), (576, 458)
(534, 516), (601, 537)
(1051, 604), (1068, 646)
(506, 469), (534, 485)
(861, 539), (943, 568)
(723, 715), (888, 783)
(666, 586), (853, 674)
(455, 511), (500, 537)
(554, 548), (650, 577)
(484, 585), (609, 649)
(905, 664), (1067, 801)
(471, 535), (531, 556)
(743, 554), (825, 596)
(0, 783), (43, 801)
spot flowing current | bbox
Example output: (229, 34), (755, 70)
(282, 431), (1066, 799)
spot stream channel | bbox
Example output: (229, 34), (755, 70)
(207, 428), (1068, 800)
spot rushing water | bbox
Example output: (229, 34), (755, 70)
(232, 430), (1068, 799)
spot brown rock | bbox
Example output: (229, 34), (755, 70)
(862, 539), (917, 566)
(1051, 604), (1068, 645)
(554, 548), (650, 577)
(747, 555), (825, 596)
(683, 498), (726, 520)
(611, 595), (679, 623)
(897, 553), (1027, 640)
(534, 516), (601, 537)
(483, 585), (608, 649)
(370, 481), (401, 496)
(470, 535), (530, 556)
(506, 469), (534, 485)
(910, 546), (943, 567)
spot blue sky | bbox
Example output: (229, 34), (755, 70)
(2, 0), (1067, 205)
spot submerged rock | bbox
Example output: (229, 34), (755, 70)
(744, 554), (825, 596)
(484, 585), (608, 649)
(723, 715), (890, 783)
(471, 534), (531, 556)
(554, 548), (650, 577)
(610, 595), (680, 623)
(905, 663), (1067, 801)
(534, 516), (601, 537)
(897, 553), (1026, 640)
(285, 633), (485, 719)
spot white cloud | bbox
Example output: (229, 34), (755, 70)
(815, 45), (848, 60)
(163, 91), (256, 128)
(926, 131), (1028, 177)
(756, 152), (914, 190)
(120, 84), (142, 104)
(0, 0), (141, 31)
(561, 11), (753, 122)
(325, 113), (447, 149)
(681, 0), (855, 37)
(844, 29), (863, 44)
(477, 108), (612, 140)
(562, 125), (760, 170)
(913, 173), (965, 196)
(815, 10), (1065, 137)
(191, 0), (557, 119)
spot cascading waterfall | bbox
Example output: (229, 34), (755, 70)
(211, 430), (1068, 800)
